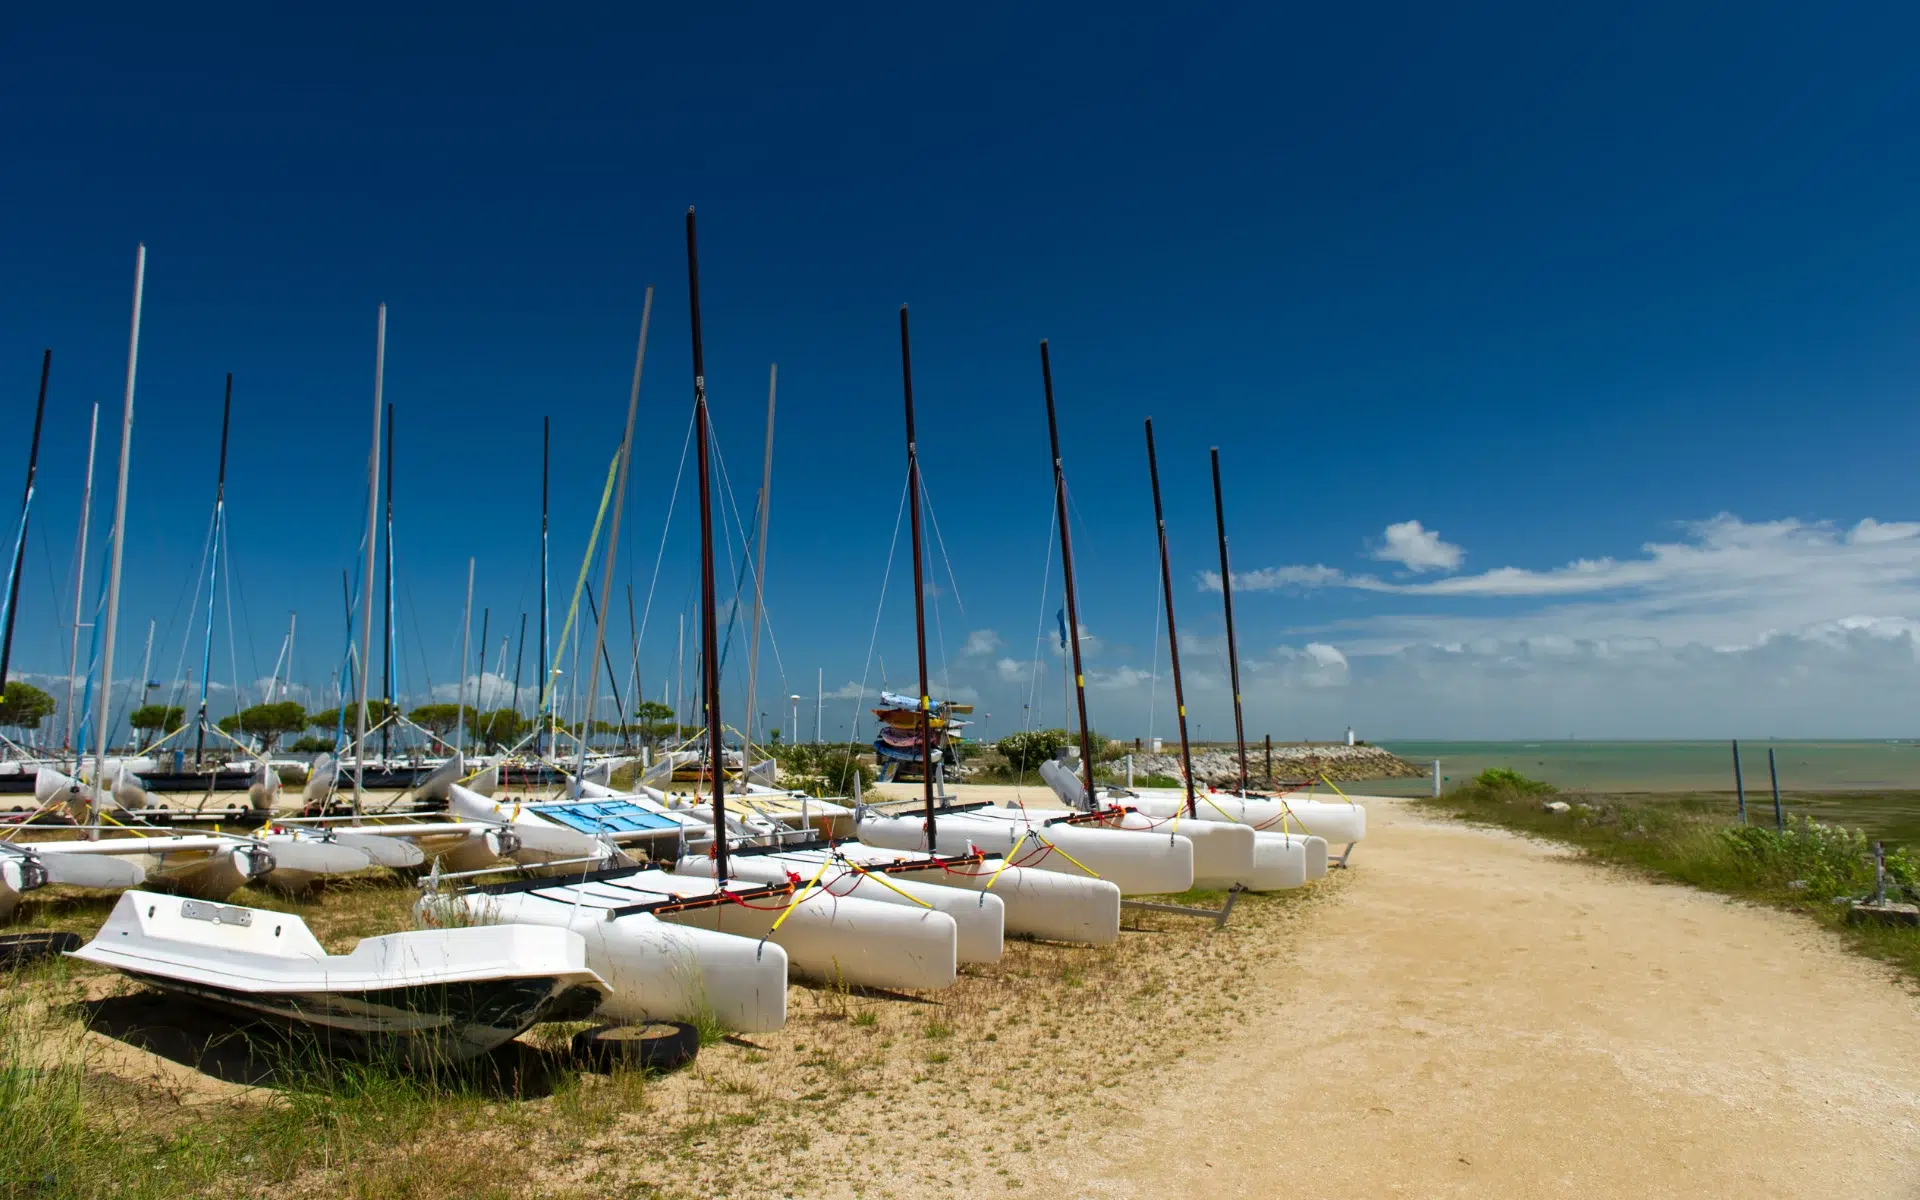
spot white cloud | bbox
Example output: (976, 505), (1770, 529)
(961, 629), (1003, 657)
(820, 680), (871, 701)
(1373, 520), (1464, 573)
(995, 657), (1032, 682)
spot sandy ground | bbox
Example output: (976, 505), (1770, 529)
(1022, 792), (1920, 1199)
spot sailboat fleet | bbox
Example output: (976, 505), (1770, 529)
(5, 216), (1374, 1063)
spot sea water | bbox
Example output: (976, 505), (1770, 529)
(1369, 740), (1920, 794)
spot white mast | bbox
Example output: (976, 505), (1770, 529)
(65, 402), (99, 761)
(352, 304), (385, 815)
(575, 288), (652, 786)
(91, 243), (145, 836)
(743, 364), (776, 758)
(135, 620), (154, 747)
(457, 556), (473, 760)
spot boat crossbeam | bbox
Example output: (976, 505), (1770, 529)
(1120, 884), (1243, 927)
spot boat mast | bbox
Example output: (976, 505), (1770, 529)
(381, 400), (394, 764)
(576, 286), (652, 787)
(193, 375), (233, 767)
(457, 558), (473, 760)
(92, 244), (145, 837)
(686, 208), (730, 881)
(1145, 419), (1198, 817)
(1210, 448), (1249, 793)
(0, 350), (51, 694)
(352, 305), (385, 816)
(538, 416), (549, 756)
(743, 364), (776, 760)
(1040, 341), (1097, 806)
(511, 610), (527, 723)
(65, 402), (99, 760)
(899, 306), (937, 842)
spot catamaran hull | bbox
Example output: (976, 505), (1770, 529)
(424, 891), (788, 1034)
(674, 852), (1006, 965)
(662, 886), (958, 992)
(1131, 793), (1366, 846)
(841, 846), (1122, 945)
(73, 891), (606, 1060)
(854, 811), (1195, 895)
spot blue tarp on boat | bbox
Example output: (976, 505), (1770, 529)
(525, 800), (681, 834)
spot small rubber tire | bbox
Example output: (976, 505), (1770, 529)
(570, 1021), (700, 1073)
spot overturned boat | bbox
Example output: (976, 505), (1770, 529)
(73, 890), (607, 1059)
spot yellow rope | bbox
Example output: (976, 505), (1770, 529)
(1034, 833), (1100, 878)
(979, 831), (1030, 892)
(846, 861), (932, 908)
(768, 856), (833, 933)
(1318, 775), (1357, 805)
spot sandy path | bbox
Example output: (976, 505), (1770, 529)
(1042, 795), (1920, 1199)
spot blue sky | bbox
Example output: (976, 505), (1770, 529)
(5, 2), (1920, 744)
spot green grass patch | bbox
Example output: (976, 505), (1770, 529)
(1421, 769), (1920, 980)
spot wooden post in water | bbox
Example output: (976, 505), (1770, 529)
(686, 207), (729, 881)
(1264, 734), (1272, 787)
(1768, 746), (1784, 831)
(1730, 738), (1747, 824)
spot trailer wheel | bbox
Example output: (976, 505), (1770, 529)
(571, 1021), (700, 1073)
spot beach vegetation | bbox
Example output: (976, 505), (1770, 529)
(0, 680), (56, 733)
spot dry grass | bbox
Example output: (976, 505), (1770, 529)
(1, 866), (1337, 1200)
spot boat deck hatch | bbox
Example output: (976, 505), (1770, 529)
(526, 801), (682, 834)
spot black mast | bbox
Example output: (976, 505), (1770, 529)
(1210, 448), (1249, 793)
(193, 376), (233, 767)
(583, 582), (625, 730)
(899, 306), (937, 843)
(511, 611), (527, 723)
(1040, 341), (1097, 807)
(687, 207), (729, 881)
(1146, 420), (1198, 816)
(0, 351), (51, 692)
(380, 401), (394, 763)
(538, 416), (549, 755)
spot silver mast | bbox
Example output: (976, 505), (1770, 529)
(575, 288), (653, 786)
(457, 556), (473, 760)
(65, 402), (99, 761)
(743, 364), (776, 757)
(353, 304), (385, 815)
(91, 244), (145, 836)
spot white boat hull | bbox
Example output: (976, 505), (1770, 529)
(855, 809), (1195, 895)
(840, 845), (1121, 944)
(674, 851), (1006, 965)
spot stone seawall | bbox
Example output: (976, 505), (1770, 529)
(1125, 743), (1423, 786)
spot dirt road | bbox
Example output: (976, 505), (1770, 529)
(1045, 794), (1920, 1199)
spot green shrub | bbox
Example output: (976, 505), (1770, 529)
(1470, 767), (1556, 796)
(776, 744), (875, 798)
(996, 729), (1071, 772)
(1719, 818), (1918, 902)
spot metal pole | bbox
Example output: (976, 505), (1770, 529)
(65, 402), (99, 759)
(457, 558), (473, 757)
(352, 306), (385, 817)
(92, 243), (144, 838)
(816, 667), (823, 743)
(1731, 738), (1747, 825)
(194, 375), (233, 767)
(686, 207), (730, 881)
(1040, 341), (1097, 806)
(511, 611), (527, 722)
(900, 306), (937, 842)
(743, 364), (776, 761)
(1433, 759), (1442, 798)
(538, 415), (549, 755)
(381, 401), (394, 764)
(1768, 746), (1783, 832)
(1144, 419), (1198, 817)
(0, 349), (51, 691)
(1210, 448), (1249, 795)
(626, 583), (641, 743)
(577, 288), (652, 785)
